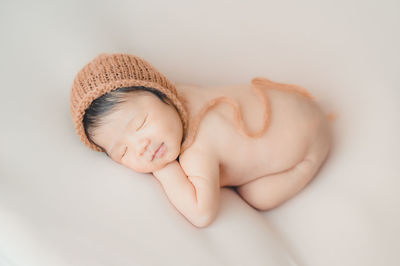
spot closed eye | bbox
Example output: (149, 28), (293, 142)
(122, 114), (147, 160)
(123, 114), (147, 159)
(136, 114), (148, 131)
(121, 146), (127, 159)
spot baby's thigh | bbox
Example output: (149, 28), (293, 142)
(236, 119), (332, 211)
(307, 115), (332, 165)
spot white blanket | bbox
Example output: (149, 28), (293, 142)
(1, 0), (399, 265)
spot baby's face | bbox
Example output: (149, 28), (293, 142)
(91, 91), (183, 173)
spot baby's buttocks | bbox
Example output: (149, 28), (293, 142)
(178, 82), (327, 188)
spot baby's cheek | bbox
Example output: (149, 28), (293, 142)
(119, 158), (148, 173)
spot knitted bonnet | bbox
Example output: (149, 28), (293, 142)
(70, 53), (189, 152)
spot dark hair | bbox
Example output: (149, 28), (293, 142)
(83, 86), (169, 153)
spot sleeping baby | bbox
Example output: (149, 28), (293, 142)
(70, 53), (332, 228)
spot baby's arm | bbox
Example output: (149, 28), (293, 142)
(152, 148), (220, 228)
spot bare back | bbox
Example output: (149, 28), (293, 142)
(176, 79), (330, 188)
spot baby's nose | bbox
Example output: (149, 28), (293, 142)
(136, 138), (150, 157)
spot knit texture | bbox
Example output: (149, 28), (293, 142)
(70, 53), (189, 152)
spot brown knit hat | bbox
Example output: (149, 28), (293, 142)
(70, 53), (189, 152)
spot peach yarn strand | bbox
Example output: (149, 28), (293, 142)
(180, 77), (333, 155)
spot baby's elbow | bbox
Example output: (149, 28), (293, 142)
(191, 215), (213, 228)
(190, 209), (217, 228)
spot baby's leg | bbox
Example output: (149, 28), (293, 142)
(236, 123), (331, 211)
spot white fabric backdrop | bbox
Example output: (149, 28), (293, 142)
(0, 0), (399, 265)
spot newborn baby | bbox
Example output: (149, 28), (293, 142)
(70, 53), (332, 228)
